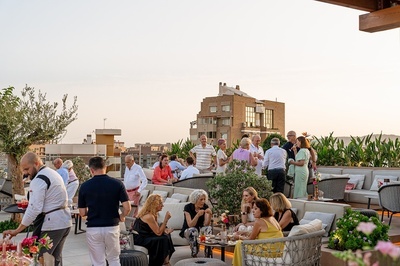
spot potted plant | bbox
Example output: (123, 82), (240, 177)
(207, 160), (273, 217)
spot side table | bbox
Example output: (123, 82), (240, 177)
(174, 258), (227, 266)
(119, 250), (147, 266)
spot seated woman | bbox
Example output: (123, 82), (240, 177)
(232, 198), (284, 266)
(237, 187), (259, 230)
(152, 154), (178, 185)
(179, 189), (212, 257)
(133, 194), (175, 266)
(269, 192), (299, 232)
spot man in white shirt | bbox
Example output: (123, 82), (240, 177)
(263, 138), (287, 193)
(180, 157), (200, 180)
(124, 155), (147, 217)
(189, 135), (217, 174)
(250, 134), (264, 176)
(4, 152), (72, 266)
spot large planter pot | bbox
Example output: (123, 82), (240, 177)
(321, 244), (378, 266)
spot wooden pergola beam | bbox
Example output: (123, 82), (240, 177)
(316, 0), (378, 12)
(360, 5), (400, 32)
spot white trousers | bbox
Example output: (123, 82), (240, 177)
(66, 181), (79, 205)
(86, 226), (121, 266)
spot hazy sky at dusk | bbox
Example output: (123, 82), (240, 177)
(1, 1), (400, 147)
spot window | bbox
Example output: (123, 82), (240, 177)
(246, 106), (255, 127)
(206, 132), (216, 138)
(265, 109), (273, 128)
(222, 118), (230, 126)
(210, 106), (217, 113)
(222, 105), (230, 112)
(221, 133), (228, 139)
(198, 132), (205, 138)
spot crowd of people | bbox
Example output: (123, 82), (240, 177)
(0, 130), (314, 265)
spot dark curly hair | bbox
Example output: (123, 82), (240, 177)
(254, 198), (273, 217)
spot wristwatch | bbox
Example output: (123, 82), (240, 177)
(241, 212), (247, 215)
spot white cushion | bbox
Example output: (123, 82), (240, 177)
(299, 219), (327, 230)
(348, 174), (366, 190)
(370, 175), (398, 191)
(152, 190), (169, 201)
(330, 174), (349, 179)
(288, 219), (323, 236)
(301, 212), (335, 236)
(158, 203), (186, 230)
(139, 190), (149, 205)
(165, 197), (180, 203)
(171, 193), (189, 202)
(319, 173), (331, 180)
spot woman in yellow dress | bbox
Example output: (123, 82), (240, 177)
(232, 198), (284, 266)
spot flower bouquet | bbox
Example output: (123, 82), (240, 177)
(21, 234), (53, 265)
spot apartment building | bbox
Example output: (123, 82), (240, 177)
(190, 82), (285, 147)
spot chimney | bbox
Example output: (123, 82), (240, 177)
(87, 134), (92, 144)
(236, 85), (240, 90)
(223, 83), (226, 86)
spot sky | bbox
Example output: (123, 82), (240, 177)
(1, 1), (400, 147)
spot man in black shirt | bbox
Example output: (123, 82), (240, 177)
(79, 157), (131, 266)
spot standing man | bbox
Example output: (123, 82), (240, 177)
(79, 156), (131, 266)
(123, 155), (147, 217)
(263, 138), (287, 193)
(250, 134), (264, 176)
(53, 157), (69, 186)
(189, 135), (217, 174)
(3, 152), (72, 266)
(282, 131), (299, 161)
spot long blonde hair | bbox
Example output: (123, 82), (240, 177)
(137, 194), (162, 218)
(269, 192), (292, 212)
(241, 187), (259, 212)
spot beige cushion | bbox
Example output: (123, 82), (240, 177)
(370, 175), (398, 191)
(288, 219), (322, 236)
(171, 193), (189, 202)
(139, 189), (149, 205)
(152, 190), (169, 201)
(165, 198), (180, 203)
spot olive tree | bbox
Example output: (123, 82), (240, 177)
(0, 86), (78, 197)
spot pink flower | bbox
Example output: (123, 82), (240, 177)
(356, 222), (377, 235)
(375, 241), (400, 260)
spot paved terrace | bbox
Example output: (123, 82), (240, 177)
(0, 206), (399, 265)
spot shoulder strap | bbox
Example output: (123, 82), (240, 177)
(36, 174), (51, 189)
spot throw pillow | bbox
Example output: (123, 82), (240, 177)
(171, 193), (189, 202)
(370, 175), (398, 191)
(152, 190), (169, 201)
(165, 197), (181, 203)
(288, 219), (323, 236)
(301, 211), (335, 237)
(348, 174), (366, 190)
(345, 183), (356, 190)
(139, 189), (149, 205)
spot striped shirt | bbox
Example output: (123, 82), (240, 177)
(190, 144), (217, 170)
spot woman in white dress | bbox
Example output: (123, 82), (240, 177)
(216, 138), (228, 174)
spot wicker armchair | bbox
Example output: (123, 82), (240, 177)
(308, 178), (350, 201)
(240, 229), (325, 265)
(378, 183), (400, 225)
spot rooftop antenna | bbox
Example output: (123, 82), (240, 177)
(103, 118), (107, 129)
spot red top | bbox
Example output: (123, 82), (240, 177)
(152, 165), (173, 185)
